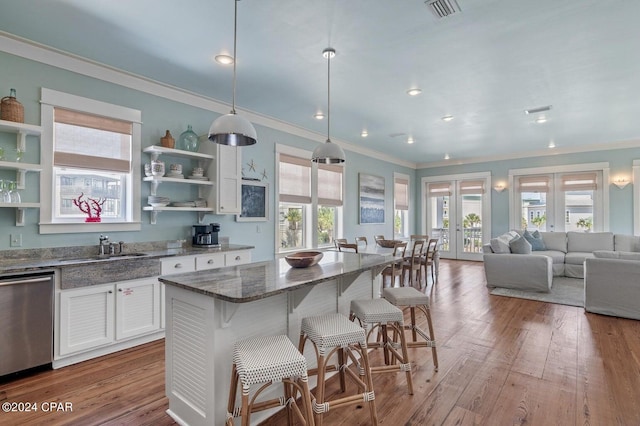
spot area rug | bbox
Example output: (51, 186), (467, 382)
(489, 277), (584, 307)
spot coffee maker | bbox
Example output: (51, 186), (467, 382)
(192, 223), (220, 247)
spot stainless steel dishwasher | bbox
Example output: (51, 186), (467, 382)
(0, 271), (54, 376)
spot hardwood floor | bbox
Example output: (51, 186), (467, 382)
(2, 259), (639, 425)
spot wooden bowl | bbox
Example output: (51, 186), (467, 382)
(285, 251), (324, 268)
(377, 239), (400, 248)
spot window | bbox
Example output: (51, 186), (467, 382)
(40, 88), (141, 233)
(511, 164), (607, 233)
(394, 174), (409, 239)
(276, 145), (343, 252)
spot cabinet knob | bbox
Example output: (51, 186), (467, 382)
(235, 256), (241, 261)
(108, 290), (113, 294)
(118, 288), (123, 292)
(207, 259), (214, 264)
(175, 263), (182, 269)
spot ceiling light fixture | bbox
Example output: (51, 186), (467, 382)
(214, 54), (234, 65)
(407, 137), (415, 144)
(208, 0), (257, 147)
(441, 115), (454, 122)
(535, 116), (547, 124)
(525, 105), (552, 115)
(548, 141), (556, 148)
(407, 88), (422, 96)
(312, 47), (346, 164)
(444, 154), (450, 160)
(314, 112), (325, 120)
(361, 130), (368, 138)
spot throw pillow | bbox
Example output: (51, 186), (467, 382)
(509, 235), (532, 254)
(523, 229), (546, 251)
(490, 231), (519, 253)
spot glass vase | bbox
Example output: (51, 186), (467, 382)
(178, 125), (199, 152)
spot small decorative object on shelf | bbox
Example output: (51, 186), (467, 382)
(178, 124), (199, 152)
(1, 88), (25, 123)
(73, 192), (105, 223)
(160, 130), (175, 148)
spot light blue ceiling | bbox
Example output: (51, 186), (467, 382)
(1, 0), (639, 165)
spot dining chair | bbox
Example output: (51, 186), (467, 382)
(410, 234), (429, 244)
(401, 240), (424, 287)
(420, 238), (439, 285)
(334, 238), (348, 248)
(337, 242), (359, 253)
(355, 236), (368, 246)
(374, 235), (385, 245)
(381, 241), (407, 287)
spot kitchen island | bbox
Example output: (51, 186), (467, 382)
(159, 251), (395, 426)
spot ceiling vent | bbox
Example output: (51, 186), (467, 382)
(524, 105), (552, 115)
(425, 0), (461, 19)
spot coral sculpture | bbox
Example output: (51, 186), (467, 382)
(73, 192), (106, 222)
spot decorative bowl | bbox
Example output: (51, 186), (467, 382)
(285, 251), (324, 268)
(377, 239), (400, 248)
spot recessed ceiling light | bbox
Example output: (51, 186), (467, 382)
(407, 88), (422, 96)
(314, 112), (325, 120)
(441, 115), (454, 122)
(361, 130), (368, 137)
(548, 140), (556, 148)
(535, 116), (547, 124)
(444, 154), (450, 160)
(407, 137), (415, 144)
(215, 54), (234, 65)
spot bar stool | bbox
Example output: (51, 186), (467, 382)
(383, 287), (438, 371)
(226, 334), (315, 426)
(349, 298), (414, 395)
(298, 313), (378, 426)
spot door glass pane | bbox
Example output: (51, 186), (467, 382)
(429, 195), (450, 251)
(461, 194), (483, 253)
(564, 190), (593, 231)
(521, 192), (547, 231)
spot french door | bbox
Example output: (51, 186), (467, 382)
(422, 173), (491, 261)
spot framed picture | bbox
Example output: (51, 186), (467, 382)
(359, 173), (385, 224)
(236, 180), (269, 222)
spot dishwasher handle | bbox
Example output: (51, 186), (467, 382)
(0, 277), (53, 286)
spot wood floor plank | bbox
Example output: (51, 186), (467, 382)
(2, 260), (640, 426)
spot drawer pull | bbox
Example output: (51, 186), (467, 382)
(207, 259), (214, 264)
(175, 263), (182, 269)
(235, 256), (241, 261)
(108, 290), (113, 294)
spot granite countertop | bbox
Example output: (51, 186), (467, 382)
(159, 251), (394, 303)
(0, 243), (255, 275)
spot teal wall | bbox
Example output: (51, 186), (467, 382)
(416, 148), (639, 237)
(0, 51), (415, 260)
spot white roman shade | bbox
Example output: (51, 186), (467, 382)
(394, 177), (409, 210)
(318, 163), (343, 206)
(459, 180), (485, 195)
(54, 107), (132, 172)
(428, 182), (451, 197)
(518, 175), (550, 193)
(279, 154), (311, 203)
(561, 172), (598, 191)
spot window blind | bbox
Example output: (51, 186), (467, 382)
(318, 164), (343, 206)
(279, 154), (311, 203)
(428, 182), (451, 196)
(394, 177), (409, 210)
(459, 180), (485, 195)
(518, 175), (550, 193)
(54, 108), (132, 173)
(561, 172), (597, 191)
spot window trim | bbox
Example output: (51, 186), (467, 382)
(394, 172), (410, 238)
(39, 88), (142, 234)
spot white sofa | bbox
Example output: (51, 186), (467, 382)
(585, 252), (640, 321)
(483, 231), (640, 292)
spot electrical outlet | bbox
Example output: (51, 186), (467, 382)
(10, 234), (22, 247)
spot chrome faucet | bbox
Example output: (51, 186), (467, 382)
(99, 234), (110, 255)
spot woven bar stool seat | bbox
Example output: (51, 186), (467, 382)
(226, 334), (314, 426)
(299, 313), (378, 426)
(350, 298), (414, 395)
(383, 287), (439, 371)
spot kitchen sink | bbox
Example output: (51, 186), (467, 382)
(56, 253), (149, 263)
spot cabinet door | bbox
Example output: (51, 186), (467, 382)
(59, 285), (115, 356)
(115, 278), (160, 340)
(217, 144), (242, 214)
(225, 250), (252, 266)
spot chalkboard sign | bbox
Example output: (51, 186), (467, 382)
(237, 181), (268, 221)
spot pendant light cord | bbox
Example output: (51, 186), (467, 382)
(231, 0), (238, 114)
(326, 49), (332, 143)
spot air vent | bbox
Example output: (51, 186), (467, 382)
(524, 105), (552, 114)
(425, 0), (461, 18)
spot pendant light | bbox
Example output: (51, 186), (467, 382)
(208, 0), (257, 146)
(312, 47), (346, 164)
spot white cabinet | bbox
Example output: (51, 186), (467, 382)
(225, 250), (252, 266)
(58, 277), (161, 357)
(115, 278), (161, 340)
(199, 140), (242, 214)
(0, 119), (42, 226)
(142, 145), (215, 224)
(59, 284), (115, 356)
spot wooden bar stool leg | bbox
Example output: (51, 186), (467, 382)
(410, 307), (418, 342)
(423, 305), (439, 371)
